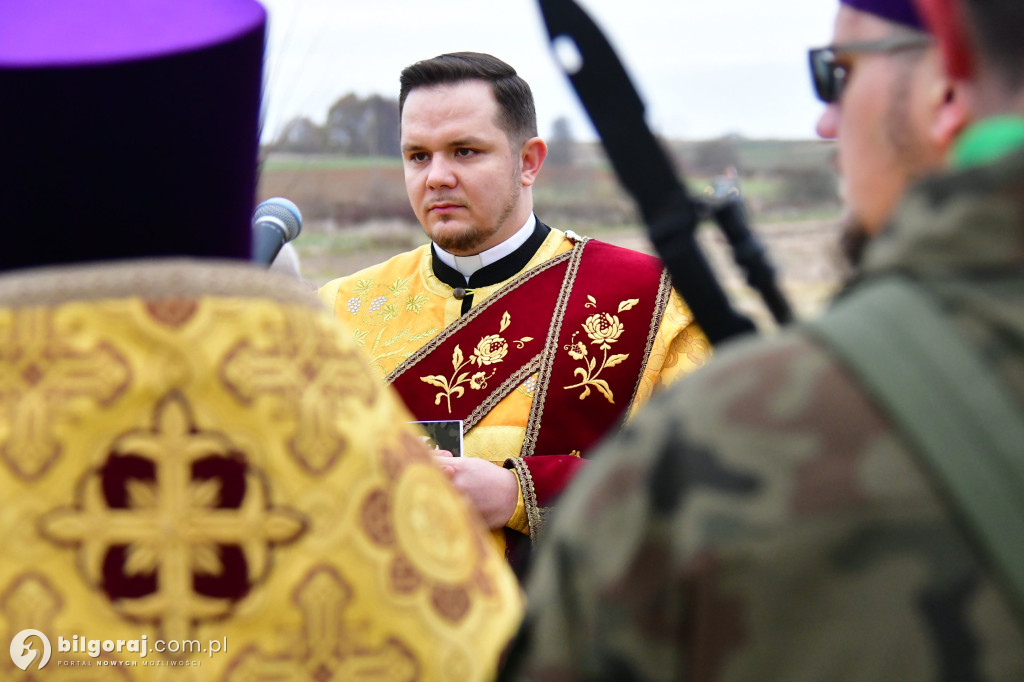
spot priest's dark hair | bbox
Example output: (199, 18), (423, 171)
(398, 52), (538, 146)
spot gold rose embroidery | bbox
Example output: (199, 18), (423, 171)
(420, 311), (533, 413)
(472, 334), (509, 365)
(563, 296), (640, 403)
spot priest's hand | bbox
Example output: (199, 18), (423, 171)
(434, 452), (518, 530)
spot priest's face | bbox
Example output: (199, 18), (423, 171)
(401, 80), (538, 256)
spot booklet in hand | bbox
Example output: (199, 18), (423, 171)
(411, 420), (464, 457)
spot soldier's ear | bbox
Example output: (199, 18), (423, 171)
(520, 137), (548, 187)
(931, 81), (970, 151)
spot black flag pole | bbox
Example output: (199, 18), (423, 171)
(538, 0), (792, 343)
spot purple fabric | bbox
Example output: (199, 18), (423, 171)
(0, 0), (265, 67)
(0, 0), (266, 270)
(840, 0), (926, 31)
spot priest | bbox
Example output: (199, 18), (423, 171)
(320, 52), (711, 573)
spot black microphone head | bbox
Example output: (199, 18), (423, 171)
(253, 197), (302, 242)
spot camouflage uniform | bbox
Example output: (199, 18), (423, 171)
(502, 145), (1024, 680)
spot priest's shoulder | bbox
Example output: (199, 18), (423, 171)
(318, 244), (431, 309)
(582, 237), (664, 274)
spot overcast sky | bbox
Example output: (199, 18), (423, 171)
(258, 0), (839, 144)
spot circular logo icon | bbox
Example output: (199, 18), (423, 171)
(10, 629), (51, 671)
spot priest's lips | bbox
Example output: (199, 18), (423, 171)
(427, 201), (466, 215)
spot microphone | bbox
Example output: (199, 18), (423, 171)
(252, 197), (302, 265)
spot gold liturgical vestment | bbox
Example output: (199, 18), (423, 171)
(320, 228), (710, 459)
(320, 226), (711, 564)
(0, 260), (521, 680)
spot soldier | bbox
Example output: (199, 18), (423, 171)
(812, 0), (967, 265)
(501, 0), (1024, 679)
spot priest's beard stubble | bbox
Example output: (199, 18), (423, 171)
(428, 168), (522, 255)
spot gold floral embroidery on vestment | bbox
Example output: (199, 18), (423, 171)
(406, 292), (429, 314)
(344, 276), (439, 373)
(420, 311), (533, 413)
(563, 296), (641, 403)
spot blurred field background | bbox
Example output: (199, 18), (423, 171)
(257, 133), (846, 331)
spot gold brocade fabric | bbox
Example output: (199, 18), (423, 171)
(319, 229), (711, 464)
(0, 260), (522, 680)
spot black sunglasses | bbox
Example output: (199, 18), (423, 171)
(809, 34), (933, 104)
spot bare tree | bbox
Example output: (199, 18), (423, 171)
(547, 116), (575, 166)
(272, 116), (326, 153)
(325, 93), (400, 156)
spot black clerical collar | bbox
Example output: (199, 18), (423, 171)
(432, 219), (551, 314)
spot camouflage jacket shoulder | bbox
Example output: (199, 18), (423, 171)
(504, 148), (1024, 681)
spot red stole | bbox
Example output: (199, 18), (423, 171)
(387, 237), (671, 458)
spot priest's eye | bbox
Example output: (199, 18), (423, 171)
(408, 151), (429, 163)
(455, 148), (477, 158)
